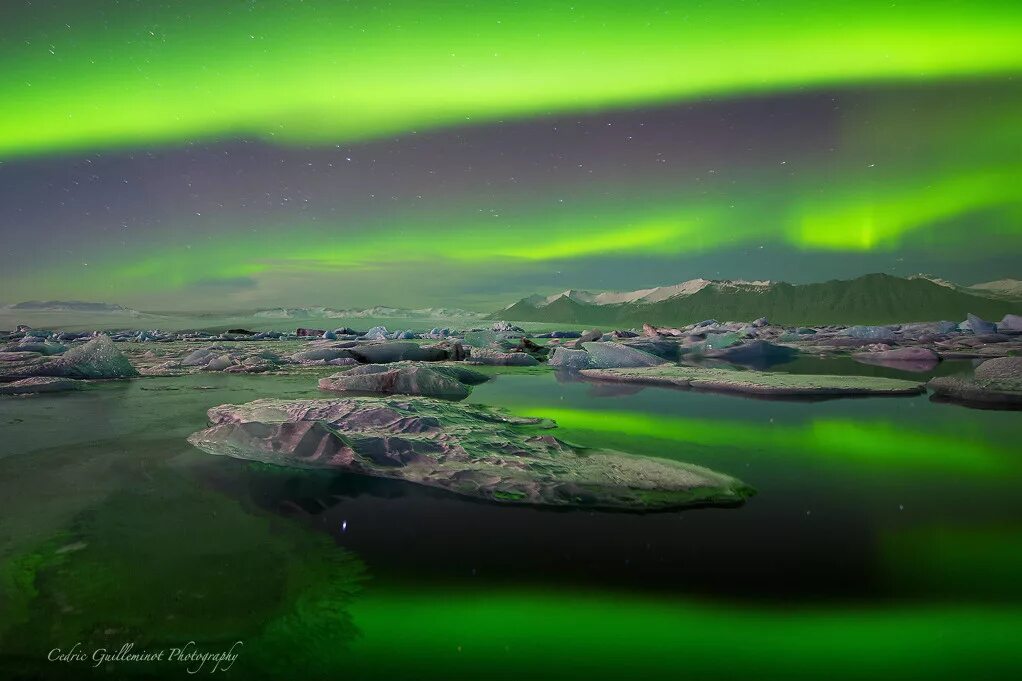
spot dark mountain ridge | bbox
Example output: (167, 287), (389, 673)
(492, 274), (1020, 326)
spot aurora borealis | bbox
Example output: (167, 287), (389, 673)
(6, 4), (1022, 673)
(1, 0), (1020, 310)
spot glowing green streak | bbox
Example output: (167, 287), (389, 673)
(14, 154), (1020, 298)
(2, 0), (1021, 156)
(9, 144), (1021, 301)
(35, 128), (1020, 297)
(341, 589), (1022, 679)
(4, 63), (1021, 303)
(792, 167), (1022, 250)
(43, 202), (732, 294)
(524, 408), (1007, 475)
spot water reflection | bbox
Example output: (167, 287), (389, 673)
(1, 362), (1020, 679)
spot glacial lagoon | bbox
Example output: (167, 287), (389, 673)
(2, 340), (1021, 679)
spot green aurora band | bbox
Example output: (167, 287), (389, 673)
(36, 160), (1022, 304)
(3, 0), (1021, 157)
(1, 0), (1020, 306)
(12, 80), (1022, 305)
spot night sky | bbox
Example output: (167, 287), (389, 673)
(1, 1), (1020, 311)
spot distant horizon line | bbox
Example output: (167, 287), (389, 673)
(2, 272), (1021, 315)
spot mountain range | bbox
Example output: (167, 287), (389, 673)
(252, 306), (486, 320)
(491, 274), (1022, 326)
(5, 300), (141, 314)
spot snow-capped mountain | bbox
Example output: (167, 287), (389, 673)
(908, 274), (958, 289)
(494, 274), (1021, 326)
(967, 279), (1022, 301)
(521, 278), (773, 309)
(5, 300), (142, 314)
(910, 275), (1022, 301)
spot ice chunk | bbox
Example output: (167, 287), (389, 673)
(580, 342), (667, 368)
(548, 347), (593, 370)
(52, 336), (138, 379)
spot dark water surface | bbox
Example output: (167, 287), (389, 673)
(1, 363), (1020, 679)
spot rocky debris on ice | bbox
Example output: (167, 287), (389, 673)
(548, 347), (594, 370)
(0, 336), (139, 380)
(11, 339), (66, 355)
(534, 331), (582, 339)
(928, 356), (1022, 407)
(358, 326), (417, 341)
(491, 321), (524, 333)
(181, 347), (223, 367)
(578, 341), (667, 368)
(974, 356), (1022, 383)
(160, 346), (289, 373)
(422, 340), (470, 361)
(619, 339), (683, 361)
(187, 397), (753, 510)
(349, 342), (449, 364)
(579, 365), (925, 398)
(506, 337), (550, 361)
(700, 340), (798, 369)
(69, 336), (136, 377)
(959, 314), (997, 334)
(1000, 314), (1022, 332)
(290, 347), (357, 364)
(852, 348), (941, 372)
(318, 363), (488, 400)
(465, 348), (539, 366)
(0, 376), (84, 395)
(461, 329), (498, 348)
(843, 325), (897, 341)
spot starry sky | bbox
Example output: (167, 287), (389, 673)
(1, 0), (1020, 311)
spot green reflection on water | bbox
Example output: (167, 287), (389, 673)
(0, 472), (366, 678)
(520, 407), (1009, 475)
(2, 370), (1020, 679)
(342, 589), (1022, 680)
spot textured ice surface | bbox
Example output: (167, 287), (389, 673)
(579, 342), (667, 368)
(548, 347), (593, 370)
(318, 364), (478, 399)
(187, 397), (752, 510)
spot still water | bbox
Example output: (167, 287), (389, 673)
(1, 361), (1019, 679)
